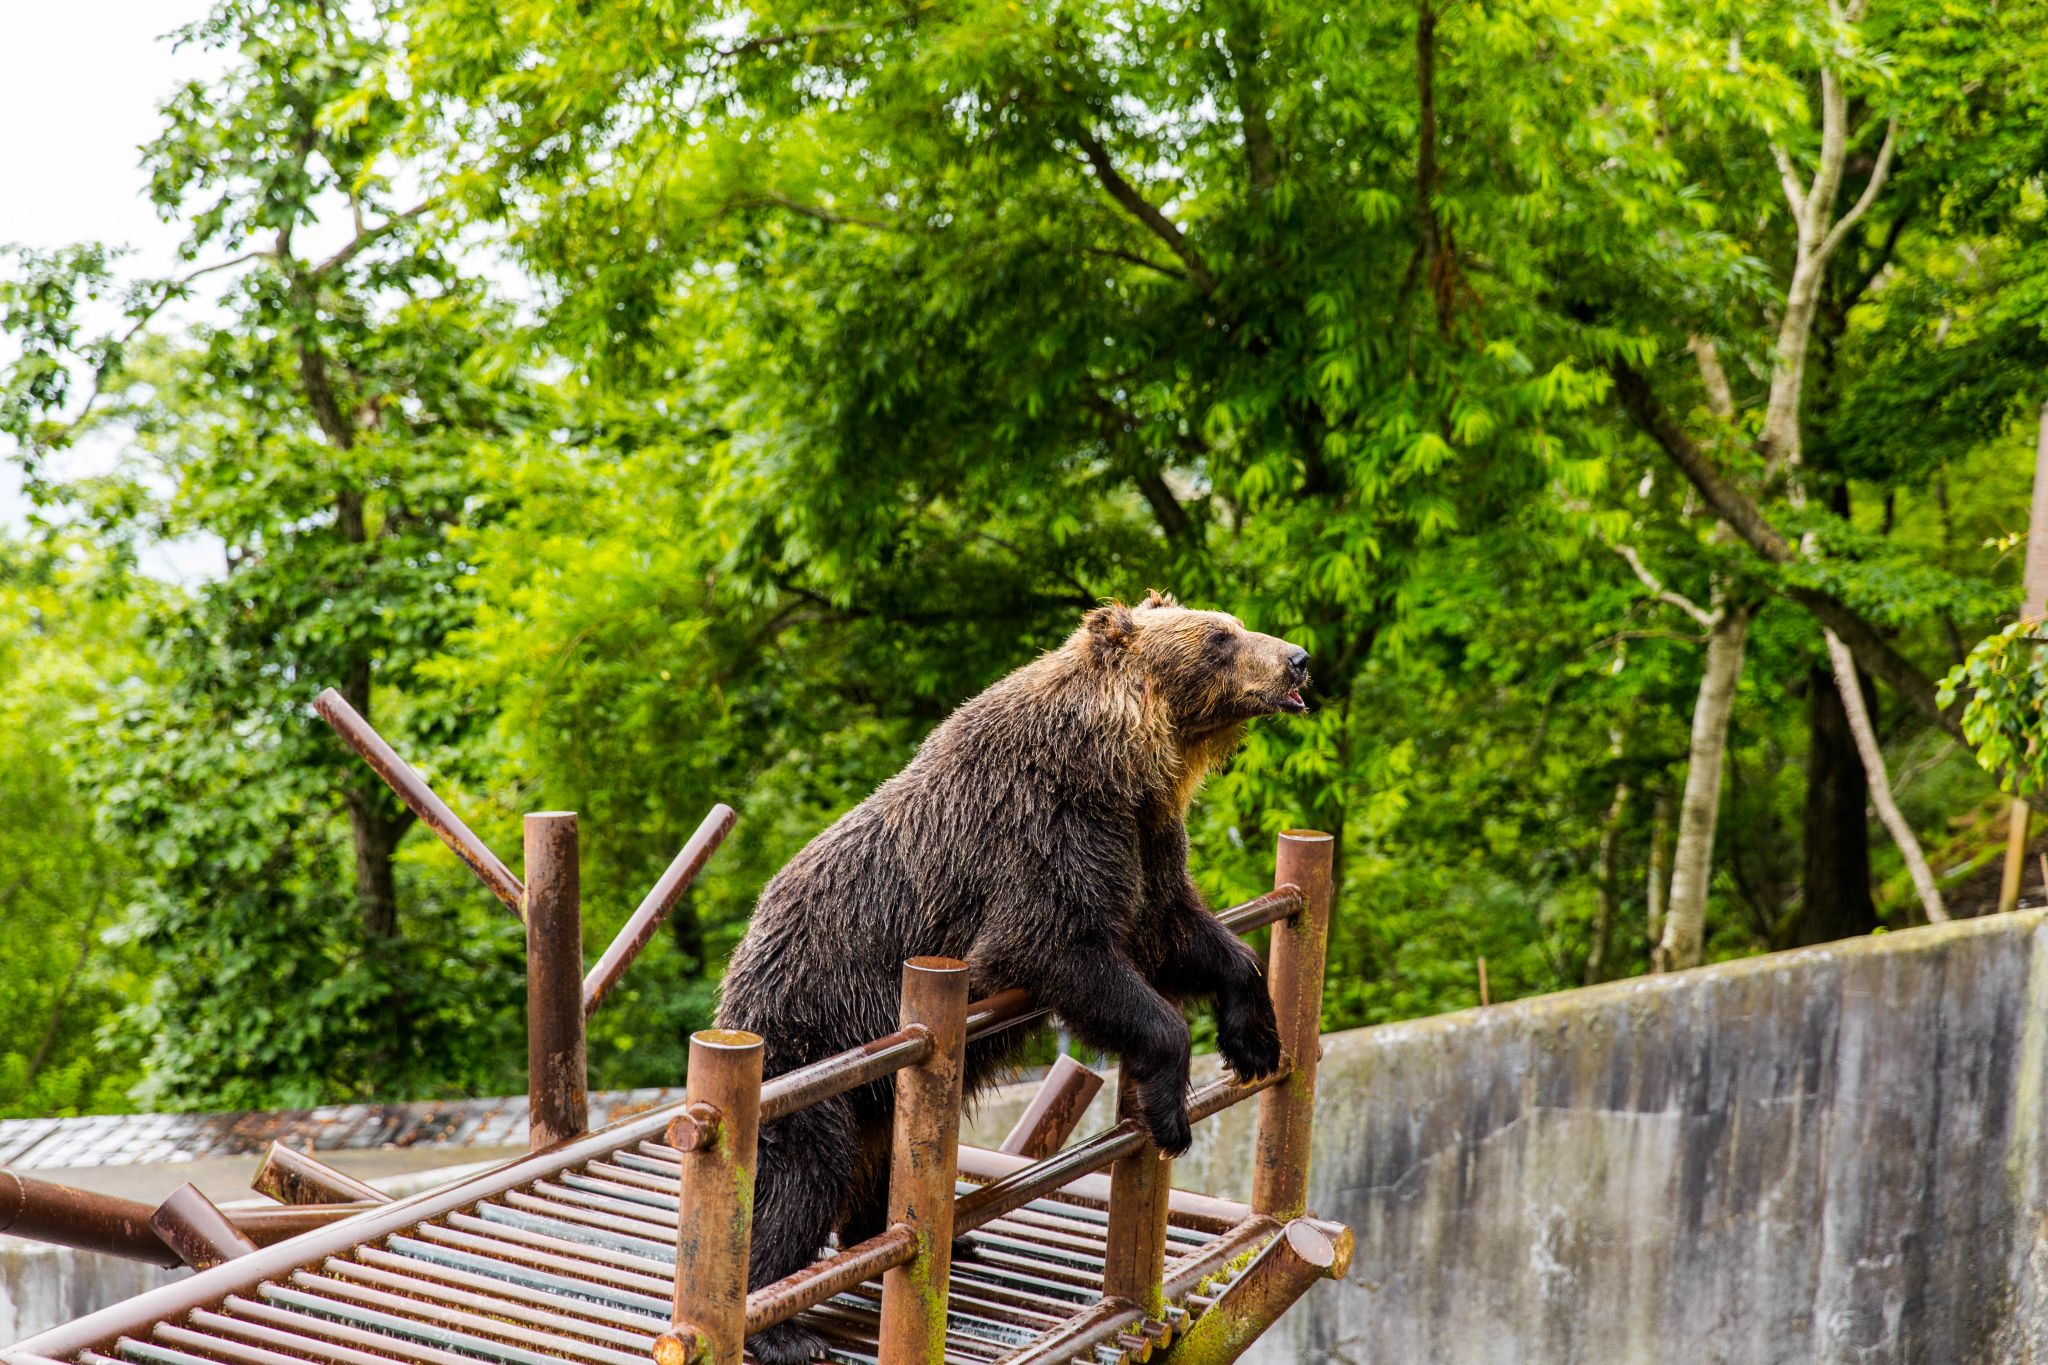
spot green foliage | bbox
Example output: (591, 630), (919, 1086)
(1, 0), (2045, 1115)
(0, 537), (151, 1117)
(1942, 622), (2048, 798)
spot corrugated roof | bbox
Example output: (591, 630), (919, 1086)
(0, 1093), (682, 1171)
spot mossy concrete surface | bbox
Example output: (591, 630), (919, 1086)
(1225, 910), (2048, 1364)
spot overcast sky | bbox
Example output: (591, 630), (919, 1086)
(1, 2), (231, 581)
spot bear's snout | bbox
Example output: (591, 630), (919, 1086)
(1286, 646), (1310, 679)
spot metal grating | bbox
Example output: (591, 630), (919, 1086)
(24, 1122), (1267, 1365)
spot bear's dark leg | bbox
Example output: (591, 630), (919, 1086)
(745, 1096), (855, 1365)
(1154, 896), (1282, 1083)
(1029, 946), (1195, 1156)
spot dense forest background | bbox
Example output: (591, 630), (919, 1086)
(3, 0), (2047, 1116)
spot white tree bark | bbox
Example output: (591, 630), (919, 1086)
(1657, 602), (1759, 972)
(1759, 41), (1899, 481)
(1822, 629), (1948, 923)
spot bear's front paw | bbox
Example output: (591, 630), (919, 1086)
(747, 1320), (828, 1365)
(1218, 998), (1284, 1083)
(1143, 1098), (1193, 1158)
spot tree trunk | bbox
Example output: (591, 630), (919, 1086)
(339, 658), (412, 938)
(1646, 785), (1673, 951)
(1793, 664), (1878, 946)
(1585, 778), (1630, 985)
(1823, 629), (1946, 923)
(1656, 602), (1758, 972)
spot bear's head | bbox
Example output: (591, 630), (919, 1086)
(1080, 591), (1311, 741)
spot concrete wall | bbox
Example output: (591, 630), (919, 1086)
(1212, 910), (2048, 1365)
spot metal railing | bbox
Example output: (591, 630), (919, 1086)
(3, 691), (1347, 1365)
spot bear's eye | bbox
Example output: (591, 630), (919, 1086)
(1207, 626), (1232, 647)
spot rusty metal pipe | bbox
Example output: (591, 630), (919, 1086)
(1214, 886), (1304, 935)
(964, 987), (1045, 1044)
(759, 1026), (932, 1124)
(997, 1054), (1105, 1160)
(745, 1225), (917, 1337)
(879, 957), (970, 1365)
(1101, 1073), (1171, 1318)
(252, 1142), (389, 1207)
(582, 805), (736, 1020)
(0, 1170), (179, 1267)
(956, 1064), (1287, 1237)
(1159, 1219), (1353, 1365)
(313, 688), (524, 917)
(230, 1205), (381, 1246)
(151, 1183), (260, 1270)
(668, 1029), (763, 1365)
(526, 812), (589, 1151)
(1251, 830), (1334, 1220)
(953, 1148), (1250, 1234)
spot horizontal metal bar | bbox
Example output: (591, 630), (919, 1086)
(313, 688), (524, 918)
(759, 1025), (932, 1123)
(583, 805), (736, 1019)
(744, 1223), (918, 1336)
(1214, 886), (1303, 935)
(954, 1065), (1290, 1237)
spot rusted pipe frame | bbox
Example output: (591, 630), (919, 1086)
(253, 1142), (390, 1207)
(669, 1029), (763, 1365)
(759, 1025), (933, 1124)
(231, 1206), (383, 1246)
(1212, 887), (1303, 936)
(0, 1170), (181, 1267)
(954, 1148), (1249, 1235)
(527, 812), (590, 1151)
(312, 689), (524, 918)
(151, 1183), (261, 1270)
(955, 1064), (1289, 1238)
(744, 1224), (917, 1337)
(998, 1055), (1106, 1160)
(663, 1102), (723, 1155)
(879, 957), (971, 1365)
(1153, 1219), (1353, 1365)
(582, 805), (737, 1020)
(1101, 1074), (1171, 1319)
(1160, 1216), (1282, 1302)
(1250, 831), (1335, 1221)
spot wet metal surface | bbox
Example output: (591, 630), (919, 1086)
(878, 959), (968, 1364)
(147, 1188), (256, 1272)
(670, 1031), (762, 1365)
(312, 690), (525, 918)
(1250, 832), (1333, 1222)
(250, 1146), (386, 1209)
(524, 814), (588, 1152)
(996, 1059), (1104, 1162)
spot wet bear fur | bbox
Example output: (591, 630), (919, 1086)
(714, 592), (1312, 1365)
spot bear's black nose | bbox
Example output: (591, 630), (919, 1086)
(1287, 646), (1310, 678)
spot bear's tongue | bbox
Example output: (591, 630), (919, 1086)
(1279, 689), (1306, 713)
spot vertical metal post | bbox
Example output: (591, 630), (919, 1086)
(663, 1029), (764, 1365)
(1101, 1072), (1172, 1316)
(878, 957), (970, 1365)
(1251, 829), (1335, 1220)
(526, 812), (588, 1151)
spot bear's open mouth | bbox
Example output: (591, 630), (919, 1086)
(1276, 689), (1306, 714)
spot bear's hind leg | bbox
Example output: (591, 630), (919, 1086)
(746, 1096), (855, 1365)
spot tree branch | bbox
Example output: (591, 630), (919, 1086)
(1079, 244), (1186, 281)
(1612, 358), (1966, 742)
(1817, 117), (1900, 264)
(1612, 542), (1720, 628)
(310, 200), (433, 278)
(1610, 360), (1794, 562)
(1073, 133), (1216, 294)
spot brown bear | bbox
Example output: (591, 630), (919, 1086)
(714, 591), (1311, 1365)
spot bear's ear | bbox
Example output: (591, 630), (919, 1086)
(1138, 589), (1179, 610)
(1084, 601), (1137, 649)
